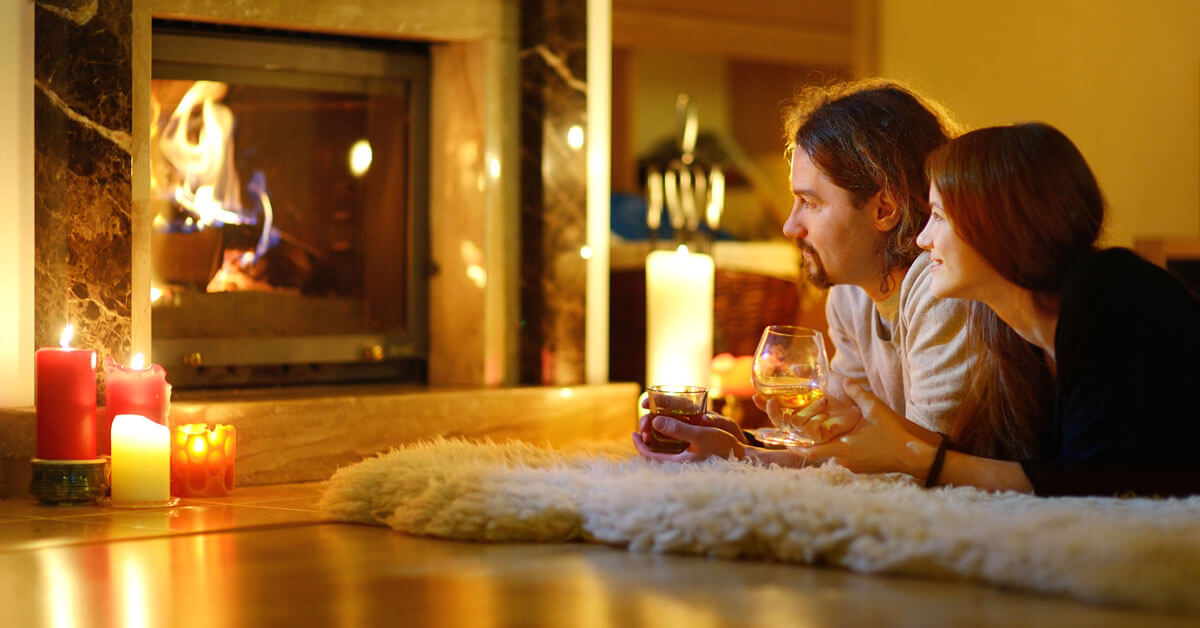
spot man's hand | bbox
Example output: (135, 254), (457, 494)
(632, 414), (746, 462)
(638, 393), (747, 443)
(751, 373), (861, 444)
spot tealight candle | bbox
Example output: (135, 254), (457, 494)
(645, 245), (714, 387)
(35, 324), (98, 460)
(171, 424), (236, 497)
(110, 413), (170, 504)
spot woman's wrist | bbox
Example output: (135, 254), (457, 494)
(903, 437), (940, 481)
(923, 435), (950, 488)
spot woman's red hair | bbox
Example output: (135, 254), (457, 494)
(926, 123), (1104, 458)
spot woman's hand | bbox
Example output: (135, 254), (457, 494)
(751, 373), (861, 444)
(793, 379), (938, 478)
(632, 412), (746, 462)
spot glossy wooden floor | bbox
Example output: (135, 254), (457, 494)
(0, 484), (1194, 627)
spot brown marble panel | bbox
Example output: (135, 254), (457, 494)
(519, 0), (587, 385)
(34, 0), (134, 398)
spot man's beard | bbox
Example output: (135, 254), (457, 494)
(795, 239), (832, 289)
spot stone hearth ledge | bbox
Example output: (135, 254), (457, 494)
(0, 383), (639, 497)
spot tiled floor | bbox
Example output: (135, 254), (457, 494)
(0, 483), (324, 553)
(0, 483), (1195, 627)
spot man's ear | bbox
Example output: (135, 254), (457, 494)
(871, 191), (901, 232)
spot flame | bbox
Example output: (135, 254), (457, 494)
(59, 324), (74, 348)
(153, 79), (283, 294)
(176, 184), (240, 227)
(675, 244), (690, 257)
(130, 353), (146, 370)
(159, 81), (245, 228)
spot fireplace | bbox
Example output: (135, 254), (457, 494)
(148, 21), (430, 387)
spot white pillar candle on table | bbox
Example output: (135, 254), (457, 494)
(111, 413), (170, 503)
(645, 245), (713, 387)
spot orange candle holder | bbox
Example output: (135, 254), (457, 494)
(170, 424), (236, 497)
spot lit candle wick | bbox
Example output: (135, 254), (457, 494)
(130, 352), (146, 370)
(676, 244), (690, 257)
(59, 324), (74, 349)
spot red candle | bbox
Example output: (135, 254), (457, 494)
(102, 353), (171, 453)
(35, 324), (97, 460)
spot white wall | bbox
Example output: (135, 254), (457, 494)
(0, 1), (34, 406)
(879, 0), (1200, 246)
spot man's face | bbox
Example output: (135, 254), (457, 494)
(783, 151), (882, 290)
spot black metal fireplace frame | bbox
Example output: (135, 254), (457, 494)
(149, 21), (430, 388)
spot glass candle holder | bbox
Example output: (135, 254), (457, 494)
(170, 424), (237, 498)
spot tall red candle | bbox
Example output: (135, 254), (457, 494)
(35, 324), (98, 460)
(103, 354), (171, 425)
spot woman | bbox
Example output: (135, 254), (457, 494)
(638, 122), (1200, 496)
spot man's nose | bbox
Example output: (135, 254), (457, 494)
(783, 206), (806, 239)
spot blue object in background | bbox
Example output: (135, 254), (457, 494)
(610, 193), (732, 241)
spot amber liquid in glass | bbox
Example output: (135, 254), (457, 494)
(755, 384), (826, 446)
(643, 408), (705, 454)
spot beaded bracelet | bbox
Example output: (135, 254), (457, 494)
(924, 434), (950, 488)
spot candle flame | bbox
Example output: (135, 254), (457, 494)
(131, 353), (146, 370)
(675, 244), (690, 257)
(59, 324), (74, 348)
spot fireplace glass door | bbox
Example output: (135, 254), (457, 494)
(150, 23), (429, 387)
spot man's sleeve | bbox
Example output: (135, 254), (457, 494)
(826, 287), (868, 382)
(900, 268), (975, 434)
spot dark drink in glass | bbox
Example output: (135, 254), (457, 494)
(643, 385), (708, 454)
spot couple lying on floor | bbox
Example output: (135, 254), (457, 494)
(633, 82), (1200, 498)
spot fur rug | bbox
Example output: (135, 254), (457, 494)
(318, 438), (1200, 613)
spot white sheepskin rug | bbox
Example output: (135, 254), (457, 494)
(318, 438), (1200, 613)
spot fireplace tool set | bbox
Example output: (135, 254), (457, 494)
(645, 94), (725, 251)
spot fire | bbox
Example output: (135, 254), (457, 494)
(159, 81), (244, 229)
(152, 80), (280, 293)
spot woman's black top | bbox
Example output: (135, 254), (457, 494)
(1020, 248), (1200, 497)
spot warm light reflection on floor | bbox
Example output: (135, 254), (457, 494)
(0, 483), (1173, 626)
(42, 550), (80, 628)
(119, 544), (151, 628)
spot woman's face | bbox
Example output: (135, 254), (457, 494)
(916, 184), (1005, 301)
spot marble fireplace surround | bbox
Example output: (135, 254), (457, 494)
(1, 0), (630, 496)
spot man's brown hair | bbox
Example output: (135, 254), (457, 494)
(785, 80), (958, 287)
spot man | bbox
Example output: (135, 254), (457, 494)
(634, 80), (973, 462)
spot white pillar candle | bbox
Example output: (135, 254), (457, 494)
(645, 245), (714, 387)
(110, 413), (170, 504)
